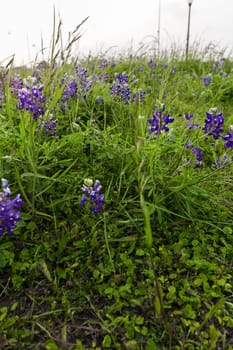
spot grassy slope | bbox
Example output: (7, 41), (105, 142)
(0, 49), (233, 350)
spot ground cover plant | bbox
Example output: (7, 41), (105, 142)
(0, 20), (233, 350)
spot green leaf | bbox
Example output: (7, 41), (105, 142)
(136, 248), (145, 256)
(155, 295), (161, 317)
(223, 226), (232, 235)
(102, 335), (112, 348)
(45, 339), (59, 350)
(0, 307), (8, 321)
(146, 339), (158, 350)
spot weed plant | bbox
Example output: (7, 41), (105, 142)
(0, 18), (233, 350)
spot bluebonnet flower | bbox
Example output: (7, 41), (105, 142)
(219, 71), (228, 78)
(191, 146), (203, 168)
(121, 84), (131, 103)
(17, 86), (45, 119)
(10, 74), (23, 91)
(75, 65), (94, 98)
(113, 72), (128, 84)
(95, 97), (104, 104)
(185, 142), (203, 168)
(11, 76), (46, 120)
(218, 59), (225, 69)
(98, 72), (109, 82)
(99, 59), (108, 69)
(61, 76), (77, 102)
(200, 75), (212, 87)
(222, 131), (233, 148)
(148, 59), (156, 69)
(132, 89), (146, 103)
(187, 123), (200, 130)
(184, 113), (200, 129)
(213, 154), (233, 168)
(148, 104), (174, 138)
(37, 114), (58, 135)
(0, 178), (24, 236)
(110, 78), (131, 103)
(191, 146), (203, 161)
(80, 179), (105, 215)
(184, 113), (193, 121)
(110, 82), (122, 96)
(212, 65), (217, 73)
(75, 65), (88, 81)
(203, 108), (224, 139)
(185, 140), (192, 149)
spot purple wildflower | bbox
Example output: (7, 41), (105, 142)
(213, 154), (232, 168)
(148, 104), (174, 138)
(113, 72), (128, 84)
(191, 146), (203, 161)
(218, 59), (225, 69)
(110, 79), (131, 103)
(184, 113), (193, 121)
(148, 60), (156, 69)
(75, 65), (88, 81)
(121, 84), (131, 103)
(99, 59), (108, 69)
(95, 97), (104, 104)
(37, 114), (58, 135)
(17, 86), (45, 119)
(11, 76), (46, 120)
(185, 114), (200, 130)
(185, 141), (203, 168)
(132, 89), (146, 103)
(10, 74), (23, 91)
(222, 131), (233, 148)
(80, 179), (105, 215)
(212, 65), (217, 73)
(0, 178), (24, 236)
(191, 146), (203, 168)
(61, 76), (77, 102)
(200, 75), (212, 87)
(203, 108), (224, 139)
(75, 65), (94, 98)
(98, 73), (109, 82)
(187, 122), (200, 130)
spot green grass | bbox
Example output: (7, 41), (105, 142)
(0, 20), (233, 350)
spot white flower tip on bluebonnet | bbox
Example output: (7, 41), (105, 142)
(209, 107), (218, 114)
(1, 178), (8, 187)
(1, 178), (11, 195)
(229, 125), (233, 131)
(94, 180), (102, 193)
(84, 178), (93, 187)
(23, 76), (37, 86)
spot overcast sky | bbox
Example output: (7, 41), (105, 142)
(1, 0), (233, 65)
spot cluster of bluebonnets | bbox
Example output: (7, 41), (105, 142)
(0, 56), (232, 236)
(11, 75), (46, 120)
(148, 103), (174, 138)
(79, 179), (105, 215)
(184, 108), (233, 167)
(0, 178), (24, 236)
(110, 72), (146, 103)
(61, 65), (94, 103)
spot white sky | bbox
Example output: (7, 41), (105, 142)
(1, 0), (233, 65)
